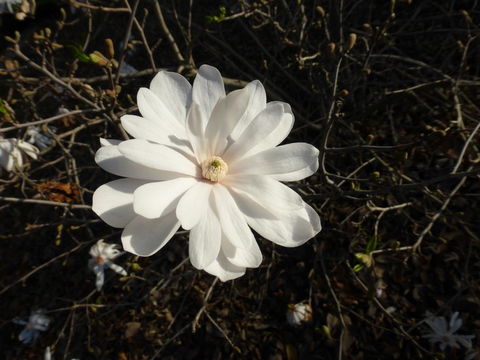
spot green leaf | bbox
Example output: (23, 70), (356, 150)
(353, 263), (364, 272)
(366, 235), (378, 254)
(66, 44), (92, 63)
(0, 99), (8, 115)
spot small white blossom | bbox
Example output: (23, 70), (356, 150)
(88, 239), (127, 291)
(26, 126), (53, 150)
(13, 310), (50, 344)
(423, 312), (475, 351)
(0, 137), (38, 173)
(286, 302), (312, 326)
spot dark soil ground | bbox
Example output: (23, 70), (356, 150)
(0, 0), (479, 359)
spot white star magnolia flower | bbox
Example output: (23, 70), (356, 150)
(13, 310), (50, 344)
(0, 137), (39, 173)
(92, 64), (321, 281)
(286, 302), (313, 326)
(423, 312), (475, 351)
(88, 239), (127, 291)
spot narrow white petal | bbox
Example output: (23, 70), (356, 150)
(185, 102), (208, 162)
(149, 70), (192, 126)
(105, 260), (127, 276)
(212, 185), (254, 249)
(118, 139), (199, 177)
(229, 188), (321, 247)
(223, 102), (284, 162)
(225, 175), (304, 213)
(99, 138), (121, 147)
(229, 143), (319, 181)
(230, 80), (267, 141)
(222, 234), (262, 268)
(17, 140), (39, 160)
(93, 265), (105, 291)
(0, 142), (14, 171)
(189, 195), (221, 269)
(205, 87), (250, 155)
(121, 212), (180, 256)
(204, 250), (246, 282)
(133, 177), (197, 219)
(137, 87), (186, 137)
(92, 179), (149, 228)
(95, 144), (182, 180)
(121, 114), (193, 156)
(192, 64), (225, 122)
(176, 181), (212, 230)
(242, 101), (294, 157)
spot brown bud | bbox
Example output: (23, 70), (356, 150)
(338, 89), (349, 97)
(327, 42), (336, 56)
(316, 6), (325, 17)
(460, 10), (472, 22)
(89, 51), (110, 67)
(347, 33), (357, 51)
(104, 38), (115, 59)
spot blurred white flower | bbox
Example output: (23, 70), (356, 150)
(92, 65), (321, 282)
(286, 302), (312, 326)
(13, 309), (50, 344)
(44, 346), (52, 360)
(26, 126), (53, 150)
(0, 0), (21, 14)
(89, 239), (127, 291)
(0, 137), (39, 173)
(423, 312), (475, 351)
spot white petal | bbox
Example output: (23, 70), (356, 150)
(225, 175), (304, 213)
(99, 138), (121, 147)
(230, 80), (267, 141)
(137, 87), (186, 137)
(17, 140), (39, 160)
(223, 102), (284, 162)
(105, 260), (127, 276)
(0, 141), (15, 171)
(118, 139), (199, 177)
(176, 181), (212, 230)
(149, 70), (192, 126)
(205, 87), (250, 155)
(121, 212), (180, 256)
(92, 179), (149, 228)
(212, 185), (254, 249)
(204, 250), (246, 282)
(449, 312), (462, 332)
(229, 188), (321, 247)
(121, 114), (193, 155)
(95, 144), (182, 180)
(229, 143), (319, 181)
(192, 64), (225, 122)
(95, 266), (105, 291)
(133, 177), (197, 219)
(241, 101), (294, 157)
(185, 102), (207, 162)
(222, 234), (262, 268)
(189, 194), (221, 269)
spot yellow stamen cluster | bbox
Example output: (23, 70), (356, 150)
(201, 156), (228, 182)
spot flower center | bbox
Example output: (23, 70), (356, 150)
(95, 256), (106, 264)
(201, 156), (228, 182)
